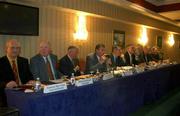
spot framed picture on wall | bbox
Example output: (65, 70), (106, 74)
(156, 36), (162, 49)
(113, 30), (125, 48)
(178, 39), (180, 49)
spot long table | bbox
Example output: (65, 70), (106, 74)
(6, 64), (180, 116)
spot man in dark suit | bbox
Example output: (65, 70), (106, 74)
(0, 39), (33, 107)
(59, 46), (81, 78)
(110, 46), (126, 67)
(124, 44), (137, 66)
(86, 44), (111, 74)
(142, 46), (152, 64)
(150, 46), (160, 62)
(134, 44), (145, 65)
(30, 41), (61, 82)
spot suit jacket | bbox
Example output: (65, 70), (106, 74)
(150, 53), (160, 62)
(85, 53), (107, 74)
(0, 56), (32, 106)
(135, 53), (145, 65)
(124, 52), (137, 66)
(110, 54), (126, 67)
(30, 54), (60, 82)
(143, 53), (152, 64)
(59, 55), (81, 78)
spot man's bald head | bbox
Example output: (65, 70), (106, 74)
(39, 41), (51, 56)
(5, 39), (21, 59)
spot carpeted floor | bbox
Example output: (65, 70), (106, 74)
(131, 88), (180, 116)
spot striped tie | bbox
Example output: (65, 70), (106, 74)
(12, 60), (20, 85)
(46, 57), (54, 80)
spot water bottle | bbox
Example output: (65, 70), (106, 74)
(34, 78), (41, 92)
(70, 73), (75, 85)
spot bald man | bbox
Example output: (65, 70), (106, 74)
(0, 39), (33, 106)
(30, 41), (61, 82)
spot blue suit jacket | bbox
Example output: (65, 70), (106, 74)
(58, 55), (81, 78)
(110, 54), (126, 67)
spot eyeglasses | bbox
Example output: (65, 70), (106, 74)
(9, 47), (20, 50)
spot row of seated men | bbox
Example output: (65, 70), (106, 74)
(0, 39), (162, 107)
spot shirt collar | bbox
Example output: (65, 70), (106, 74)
(67, 54), (73, 61)
(7, 55), (17, 62)
(42, 55), (50, 62)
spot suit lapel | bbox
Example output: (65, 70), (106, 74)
(110, 54), (116, 66)
(4, 56), (14, 78)
(49, 54), (56, 70)
(17, 57), (21, 75)
(125, 52), (130, 64)
(93, 53), (99, 64)
(38, 54), (46, 65)
(66, 55), (75, 68)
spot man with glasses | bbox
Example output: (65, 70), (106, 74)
(0, 39), (33, 106)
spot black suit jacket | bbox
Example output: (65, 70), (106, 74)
(59, 55), (81, 78)
(124, 52), (137, 66)
(110, 54), (126, 67)
(0, 56), (33, 106)
(150, 53), (160, 62)
(143, 53), (152, 64)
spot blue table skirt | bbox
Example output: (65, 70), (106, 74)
(6, 64), (180, 116)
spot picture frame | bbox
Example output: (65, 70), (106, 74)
(156, 36), (162, 49)
(113, 30), (125, 48)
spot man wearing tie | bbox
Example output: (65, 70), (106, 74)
(142, 46), (152, 64)
(124, 44), (137, 66)
(0, 39), (33, 106)
(30, 41), (60, 82)
(86, 44), (111, 74)
(110, 46), (126, 67)
(58, 46), (81, 78)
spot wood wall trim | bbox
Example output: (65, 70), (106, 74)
(157, 3), (180, 12)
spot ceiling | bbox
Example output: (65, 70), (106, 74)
(126, 0), (180, 25)
(145, 0), (180, 6)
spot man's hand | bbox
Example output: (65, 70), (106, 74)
(99, 56), (106, 64)
(6, 81), (17, 88)
(106, 58), (112, 65)
(26, 80), (35, 85)
(74, 65), (80, 72)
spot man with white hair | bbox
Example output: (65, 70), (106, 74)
(0, 39), (33, 106)
(59, 46), (81, 78)
(30, 41), (61, 82)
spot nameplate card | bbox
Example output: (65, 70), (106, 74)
(135, 68), (144, 73)
(122, 70), (133, 76)
(102, 73), (114, 80)
(75, 78), (93, 87)
(43, 83), (67, 93)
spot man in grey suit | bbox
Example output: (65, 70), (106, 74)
(85, 44), (111, 74)
(30, 41), (60, 82)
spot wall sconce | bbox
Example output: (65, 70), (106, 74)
(138, 26), (148, 46)
(167, 34), (175, 47)
(74, 15), (88, 40)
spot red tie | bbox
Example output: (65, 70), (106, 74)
(46, 57), (54, 80)
(12, 60), (20, 85)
